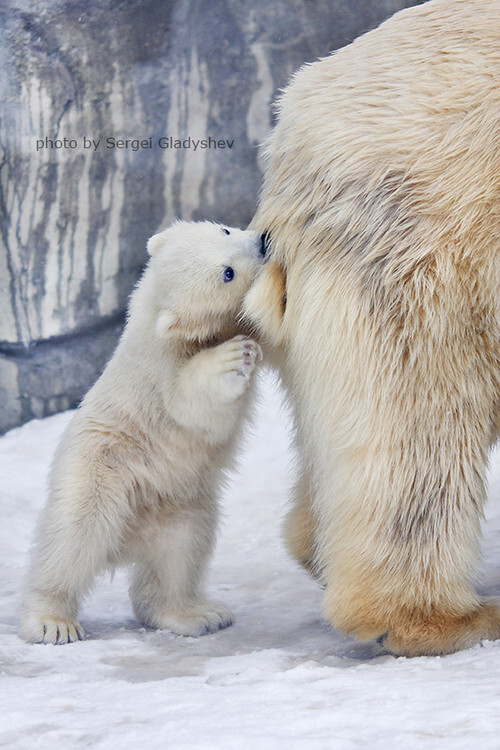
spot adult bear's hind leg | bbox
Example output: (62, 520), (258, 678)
(284, 469), (322, 581)
(319, 407), (500, 657)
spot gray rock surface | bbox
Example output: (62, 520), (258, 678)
(0, 0), (424, 432)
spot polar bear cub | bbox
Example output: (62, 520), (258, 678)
(20, 220), (264, 644)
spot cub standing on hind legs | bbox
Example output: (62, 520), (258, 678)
(20, 220), (265, 644)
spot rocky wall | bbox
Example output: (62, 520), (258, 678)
(0, 0), (424, 433)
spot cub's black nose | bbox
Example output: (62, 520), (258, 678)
(259, 232), (270, 257)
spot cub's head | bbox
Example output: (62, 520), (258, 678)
(145, 220), (266, 342)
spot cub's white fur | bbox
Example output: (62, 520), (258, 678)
(20, 220), (263, 644)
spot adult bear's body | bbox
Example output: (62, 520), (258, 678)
(245, 0), (500, 656)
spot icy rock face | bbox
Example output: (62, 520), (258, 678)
(0, 0), (423, 433)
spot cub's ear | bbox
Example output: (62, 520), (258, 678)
(155, 310), (179, 337)
(147, 221), (182, 256)
(147, 232), (166, 257)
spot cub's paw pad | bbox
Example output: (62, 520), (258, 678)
(156, 601), (233, 637)
(238, 339), (263, 378)
(20, 616), (84, 645)
(217, 336), (262, 390)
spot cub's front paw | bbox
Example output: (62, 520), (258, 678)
(20, 615), (85, 645)
(152, 601), (234, 637)
(216, 336), (262, 397)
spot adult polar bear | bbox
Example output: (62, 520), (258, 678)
(245, 0), (500, 656)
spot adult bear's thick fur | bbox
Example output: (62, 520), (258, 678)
(244, 0), (500, 656)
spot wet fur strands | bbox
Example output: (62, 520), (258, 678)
(244, 0), (500, 656)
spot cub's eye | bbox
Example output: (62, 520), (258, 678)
(221, 227), (230, 235)
(223, 267), (235, 282)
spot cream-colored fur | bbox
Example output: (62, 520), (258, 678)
(245, 0), (500, 656)
(20, 221), (263, 644)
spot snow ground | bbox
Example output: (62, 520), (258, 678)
(1, 371), (500, 750)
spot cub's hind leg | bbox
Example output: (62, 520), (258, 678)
(20, 453), (134, 644)
(130, 506), (232, 637)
